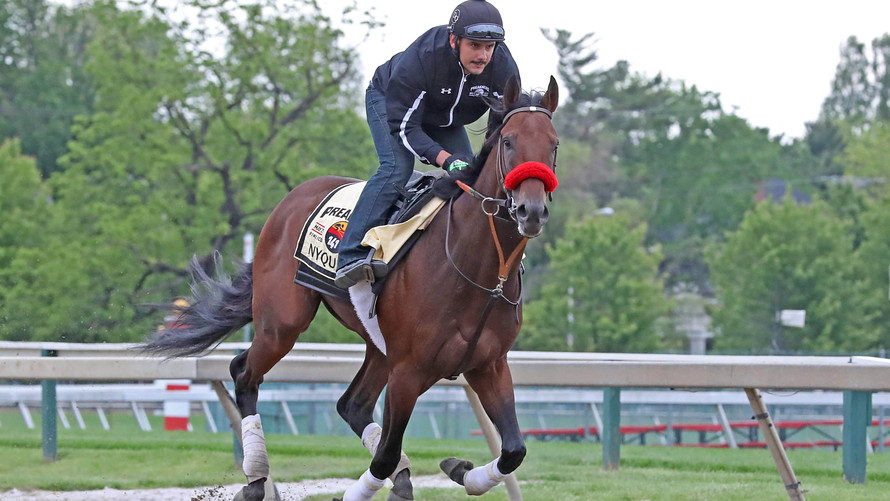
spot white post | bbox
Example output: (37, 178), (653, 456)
(590, 402), (604, 435)
(71, 401), (86, 430)
(717, 404), (738, 449)
(19, 402), (34, 429)
(566, 286), (574, 349)
(96, 406), (110, 431)
(243, 232), (255, 342)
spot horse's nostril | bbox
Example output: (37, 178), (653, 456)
(516, 204), (528, 219)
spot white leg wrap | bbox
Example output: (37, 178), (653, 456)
(361, 422), (382, 455)
(360, 422), (411, 481)
(463, 457), (508, 496)
(241, 414), (270, 483)
(342, 469), (386, 501)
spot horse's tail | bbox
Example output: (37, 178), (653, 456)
(142, 254), (253, 358)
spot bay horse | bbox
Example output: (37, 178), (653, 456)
(144, 75), (559, 501)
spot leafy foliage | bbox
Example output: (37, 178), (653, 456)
(3, 7), (890, 355)
(706, 200), (874, 352)
(0, 0), (375, 342)
(847, 192), (890, 349)
(0, 0), (96, 177)
(541, 30), (813, 294)
(821, 35), (890, 124)
(520, 214), (672, 352)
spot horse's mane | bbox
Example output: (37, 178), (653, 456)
(431, 88), (548, 200)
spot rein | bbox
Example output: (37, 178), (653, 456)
(444, 193), (526, 304)
(443, 198), (524, 380)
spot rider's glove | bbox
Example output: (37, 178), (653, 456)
(442, 153), (473, 172)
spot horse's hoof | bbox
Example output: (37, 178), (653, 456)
(440, 457), (474, 486)
(387, 468), (414, 500)
(269, 482), (281, 501)
(233, 479), (267, 501)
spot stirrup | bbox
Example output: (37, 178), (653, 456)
(334, 257), (387, 288)
(359, 248), (388, 280)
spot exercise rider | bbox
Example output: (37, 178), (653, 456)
(334, 0), (521, 288)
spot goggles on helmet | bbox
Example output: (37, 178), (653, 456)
(461, 23), (505, 41)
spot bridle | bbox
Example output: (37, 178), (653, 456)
(457, 105), (558, 221)
(449, 104), (558, 297)
(443, 105), (558, 379)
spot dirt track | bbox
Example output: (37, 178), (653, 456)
(1, 474), (459, 500)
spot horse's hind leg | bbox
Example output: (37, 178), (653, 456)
(231, 287), (322, 501)
(440, 357), (526, 496)
(336, 346), (414, 501)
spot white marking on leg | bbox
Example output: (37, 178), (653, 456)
(342, 469), (386, 501)
(463, 457), (508, 495)
(348, 282), (387, 355)
(360, 422), (411, 482)
(361, 422), (382, 455)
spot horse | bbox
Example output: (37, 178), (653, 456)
(144, 75), (559, 501)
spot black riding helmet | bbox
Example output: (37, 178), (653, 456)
(447, 0), (505, 42)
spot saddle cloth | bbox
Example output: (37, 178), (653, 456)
(293, 179), (446, 299)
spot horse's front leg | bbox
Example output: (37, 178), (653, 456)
(441, 356), (526, 496)
(336, 345), (413, 501)
(338, 367), (426, 501)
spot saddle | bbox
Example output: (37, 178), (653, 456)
(293, 170), (447, 300)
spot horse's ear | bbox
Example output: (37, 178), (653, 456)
(504, 75), (521, 108)
(541, 75), (559, 113)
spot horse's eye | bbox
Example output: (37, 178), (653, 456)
(503, 138), (512, 149)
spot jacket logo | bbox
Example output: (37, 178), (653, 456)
(441, 88), (453, 94)
(469, 85), (491, 98)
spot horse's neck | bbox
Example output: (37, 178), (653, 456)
(449, 174), (525, 275)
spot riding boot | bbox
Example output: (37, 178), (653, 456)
(336, 181), (401, 288)
(334, 248), (387, 289)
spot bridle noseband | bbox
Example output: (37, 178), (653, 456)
(457, 105), (557, 220)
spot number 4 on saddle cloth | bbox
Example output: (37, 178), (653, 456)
(293, 170), (447, 302)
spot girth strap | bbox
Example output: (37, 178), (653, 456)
(446, 295), (499, 380)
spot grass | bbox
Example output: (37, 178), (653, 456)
(2, 410), (890, 500)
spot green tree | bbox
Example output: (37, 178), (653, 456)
(0, 0), (96, 177)
(837, 121), (890, 197)
(706, 199), (873, 352)
(821, 35), (890, 124)
(0, 139), (49, 272)
(853, 195), (890, 349)
(0, 0), (376, 342)
(543, 29), (724, 209)
(519, 214), (671, 352)
(542, 30), (810, 293)
(808, 34), (890, 179)
(634, 115), (783, 237)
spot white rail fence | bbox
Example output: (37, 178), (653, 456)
(3, 383), (888, 444)
(3, 341), (890, 501)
